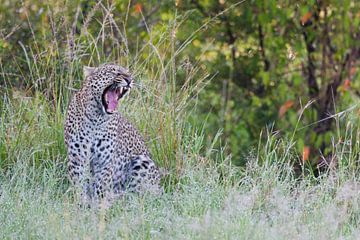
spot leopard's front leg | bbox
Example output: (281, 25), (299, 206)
(91, 157), (114, 207)
(67, 153), (92, 204)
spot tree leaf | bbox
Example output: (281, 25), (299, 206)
(279, 100), (294, 118)
(300, 12), (312, 26)
(134, 3), (142, 13)
(302, 146), (310, 162)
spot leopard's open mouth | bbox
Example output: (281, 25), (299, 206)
(101, 84), (129, 114)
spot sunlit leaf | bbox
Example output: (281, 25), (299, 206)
(300, 12), (312, 26)
(279, 100), (294, 118)
(134, 3), (142, 13)
(302, 146), (310, 162)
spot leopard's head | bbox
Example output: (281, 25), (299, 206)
(83, 64), (133, 114)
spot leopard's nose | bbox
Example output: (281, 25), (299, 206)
(123, 77), (133, 88)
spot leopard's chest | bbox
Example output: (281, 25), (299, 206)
(89, 125), (118, 163)
(66, 112), (146, 165)
(67, 118), (118, 164)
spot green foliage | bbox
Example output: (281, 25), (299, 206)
(0, 1), (359, 169)
(175, 0), (360, 166)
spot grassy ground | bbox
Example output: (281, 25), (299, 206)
(1, 137), (360, 239)
(1, 87), (360, 239)
(1, 3), (360, 239)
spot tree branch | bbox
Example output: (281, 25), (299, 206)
(258, 24), (270, 71)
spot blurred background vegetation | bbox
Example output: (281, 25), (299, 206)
(0, 0), (359, 171)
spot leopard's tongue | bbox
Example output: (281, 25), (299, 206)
(106, 89), (119, 112)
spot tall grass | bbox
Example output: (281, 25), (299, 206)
(1, 1), (360, 239)
(0, 1), (209, 174)
(1, 128), (360, 239)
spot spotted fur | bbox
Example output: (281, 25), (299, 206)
(64, 64), (162, 205)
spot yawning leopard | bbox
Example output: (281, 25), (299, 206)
(64, 64), (162, 205)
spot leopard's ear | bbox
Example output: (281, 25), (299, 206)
(83, 66), (96, 78)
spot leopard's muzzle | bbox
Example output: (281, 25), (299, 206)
(101, 84), (130, 114)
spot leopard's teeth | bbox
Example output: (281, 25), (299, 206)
(118, 87), (123, 96)
(105, 93), (109, 105)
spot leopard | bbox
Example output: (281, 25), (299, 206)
(64, 64), (162, 205)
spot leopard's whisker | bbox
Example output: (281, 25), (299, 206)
(132, 85), (162, 100)
(131, 82), (143, 88)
